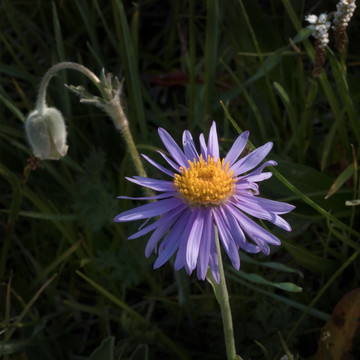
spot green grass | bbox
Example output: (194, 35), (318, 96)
(0, 1), (359, 359)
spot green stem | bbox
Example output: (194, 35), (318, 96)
(36, 62), (107, 113)
(104, 98), (147, 179)
(212, 227), (241, 360)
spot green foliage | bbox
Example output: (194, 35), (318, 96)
(89, 336), (115, 360)
(0, 0), (359, 359)
(95, 246), (144, 290)
(73, 149), (118, 232)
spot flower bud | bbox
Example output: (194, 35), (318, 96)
(25, 107), (68, 160)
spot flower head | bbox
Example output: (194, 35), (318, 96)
(305, 13), (331, 48)
(333, 0), (356, 52)
(114, 122), (295, 283)
(334, 0), (356, 28)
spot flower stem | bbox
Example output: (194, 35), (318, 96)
(104, 98), (147, 179)
(213, 226), (242, 360)
(36, 62), (106, 113)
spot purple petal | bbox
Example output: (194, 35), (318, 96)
(199, 133), (207, 159)
(117, 192), (174, 201)
(126, 176), (174, 192)
(128, 203), (187, 240)
(238, 160), (277, 182)
(196, 210), (213, 280)
(182, 130), (199, 162)
(244, 160), (277, 176)
(232, 142), (273, 175)
(186, 208), (206, 272)
(157, 151), (181, 172)
(213, 208), (240, 270)
(229, 209), (281, 254)
(174, 212), (197, 271)
(233, 198), (292, 231)
(142, 154), (174, 177)
(224, 131), (249, 166)
(158, 128), (188, 168)
(235, 181), (260, 195)
(244, 172), (273, 182)
(208, 238), (220, 283)
(114, 197), (182, 222)
(145, 219), (177, 257)
(154, 210), (192, 268)
(221, 204), (261, 253)
(174, 243), (187, 271)
(239, 193), (295, 214)
(207, 122), (220, 161)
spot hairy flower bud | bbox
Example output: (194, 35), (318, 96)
(25, 107), (68, 160)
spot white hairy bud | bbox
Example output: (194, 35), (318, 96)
(25, 107), (68, 160)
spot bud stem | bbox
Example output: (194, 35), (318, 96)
(36, 62), (107, 113)
(104, 98), (147, 179)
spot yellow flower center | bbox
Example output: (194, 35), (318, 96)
(173, 155), (236, 207)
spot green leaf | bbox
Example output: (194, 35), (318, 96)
(231, 268), (302, 292)
(240, 253), (303, 277)
(113, 0), (147, 139)
(131, 344), (149, 360)
(204, 0), (220, 116)
(320, 109), (345, 171)
(243, 53), (283, 88)
(273, 82), (300, 157)
(292, 28), (312, 43)
(227, 272), (330, 321)
(264, 160), (348, 213)
(282, 239), (338, 275)
(325, 164), (354, 199)
(89, 337), (114, 360)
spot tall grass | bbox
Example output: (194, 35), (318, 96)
(0, 1), (359, 359)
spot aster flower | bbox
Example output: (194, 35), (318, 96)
(114, 122), (295, 283)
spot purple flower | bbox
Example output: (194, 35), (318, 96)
(114, 122), (295, 283)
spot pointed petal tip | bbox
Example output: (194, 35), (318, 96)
(113, 214), (122, 222)
(212, 272), (220, 284)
